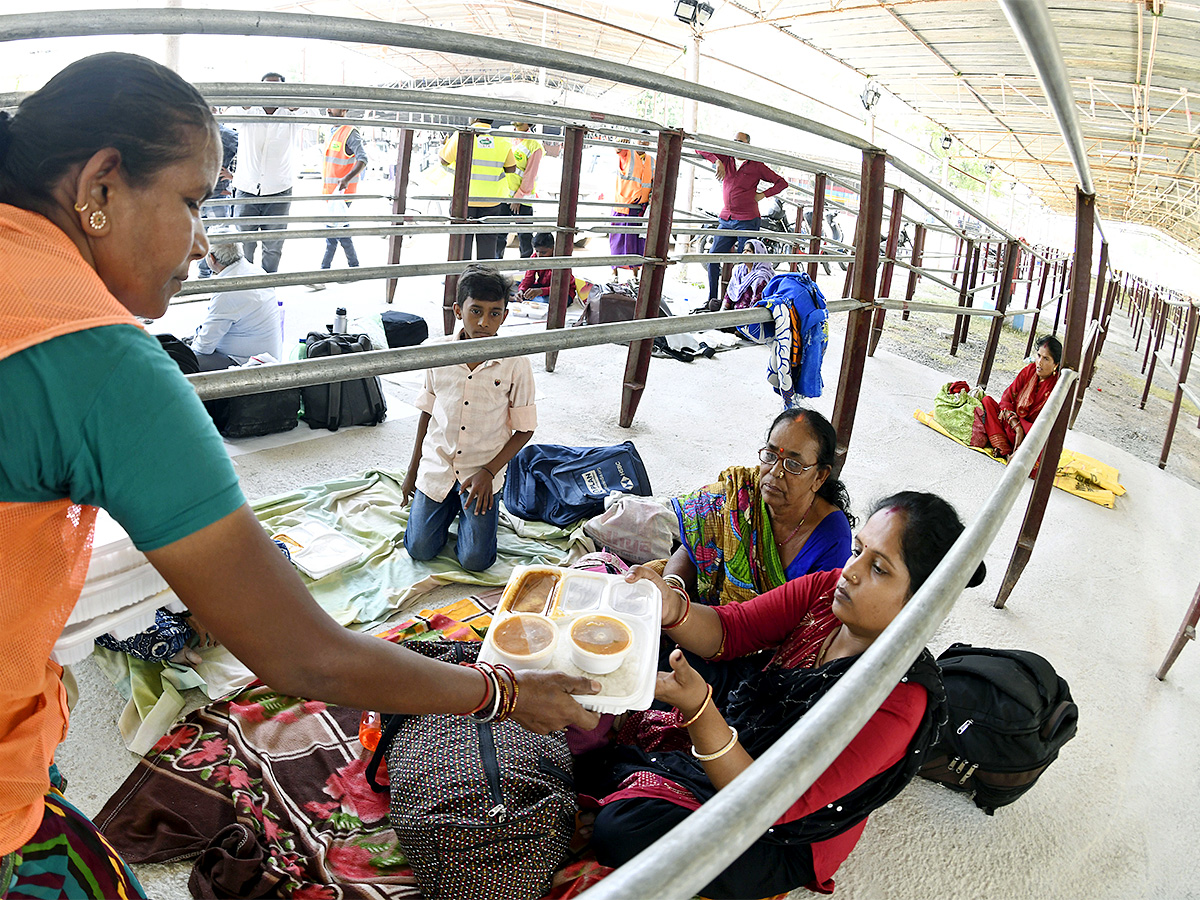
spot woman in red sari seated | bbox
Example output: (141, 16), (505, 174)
(577, 491), (986, 898)
(970, 335), (1062, 458)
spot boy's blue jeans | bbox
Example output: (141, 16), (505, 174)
(404, 484), (499, 572)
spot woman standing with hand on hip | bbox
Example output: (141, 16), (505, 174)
(0, 53), (599, 899)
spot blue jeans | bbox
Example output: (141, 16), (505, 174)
(322, 234), (360, 268)
(235, 187), (292, 273)
(707, 216), (761, 302)
(404, 485), (499, 572)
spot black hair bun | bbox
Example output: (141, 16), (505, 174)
(967, 561), (987, 589)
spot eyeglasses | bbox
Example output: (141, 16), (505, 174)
(758, 447), (817, 476)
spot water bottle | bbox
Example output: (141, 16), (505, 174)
(277, 300), (285, 344)
(358, 710), (383, 751)
(333, 307), (348, 334)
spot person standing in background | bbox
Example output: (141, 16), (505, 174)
(507, 122), (544, 259)
(197, 121), (238, 278)
(440, 118), (516, 260)
(232, 72), (304, 273)
(320, 107), (368, 270)
(609, 135), (653, 281)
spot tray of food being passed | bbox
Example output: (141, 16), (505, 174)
(477, 564), (663, 714)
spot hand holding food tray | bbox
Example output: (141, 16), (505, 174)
(478, 564), (663, 714)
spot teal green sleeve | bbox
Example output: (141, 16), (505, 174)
(0, 325), (245, 550)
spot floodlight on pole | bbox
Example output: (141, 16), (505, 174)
(674, 0), (699, 24)
(941, 133), (953, 150)
(860, 79), (881, 112)
(696, 2), (714, 26)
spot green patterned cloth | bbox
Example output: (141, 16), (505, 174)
(932, 383), (984, 444)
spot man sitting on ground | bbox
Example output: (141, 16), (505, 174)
(190, 242), (282, 370)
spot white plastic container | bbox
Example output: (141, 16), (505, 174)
(272, 521), (365, 580)
(51, 589), (187, 666)
(479, 564), (662, 714)
(568, 614), (634, 675)
(488, 613), (559, 670)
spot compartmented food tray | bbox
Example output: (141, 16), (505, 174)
(272, 521), (365, 580)
(478, 564), (663, 714)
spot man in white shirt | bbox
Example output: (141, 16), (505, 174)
(232, 72), (304, 273)
(190, 242), (283, 369)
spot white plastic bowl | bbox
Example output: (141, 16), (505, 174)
(488, 613), (559, 670)
(569, 614), (634, 675)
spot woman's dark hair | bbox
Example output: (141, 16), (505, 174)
(869, 491), (986, 595)
(1035, 334), (1063, 365)
(0, 53), (215, 207)
(532, 232), (555, 250)
(766, 407), (856, 527)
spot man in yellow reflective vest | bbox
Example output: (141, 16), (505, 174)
(609, 136), (654, 280)
(320, 107), (369, 270)
(440, 118), (517, 260)
(506, 122), (544, 259)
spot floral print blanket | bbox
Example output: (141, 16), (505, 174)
(95, 597), (612, 899)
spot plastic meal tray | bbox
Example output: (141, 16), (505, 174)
(272, 521), (366, 580)
(478, 564), (663, 715)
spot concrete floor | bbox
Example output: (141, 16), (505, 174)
(55, 222), (1200, 899)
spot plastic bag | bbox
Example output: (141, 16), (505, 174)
(582, 493), (676, 565)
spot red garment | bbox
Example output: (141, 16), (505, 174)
(518, 267), (577, 302)
(610, 570), (927, 893)
(973, 363), (1058, 456)
(697, 151), (788, 221)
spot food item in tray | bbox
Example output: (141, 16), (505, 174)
(490, 613), (558, 668)
(569, 614), (634, 675)
(504, 570), (560, 614)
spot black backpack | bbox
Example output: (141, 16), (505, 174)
(381, 310), (429, 348)
(919, 644), (1078, 814)
(300, 332), (387, 431)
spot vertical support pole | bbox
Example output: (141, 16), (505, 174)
(830, 150), (886, 478)
(385, 128), (415, 304)
(959, 242), (987, 346)
(901, 223), (925, 321)
(950, 242), (979, 356)
(1159, 301), (1199, 468)
(1093, 275), (1118, 363)
(995, 188), (1094, 609)
(790, 203), (805, 273)
(1025, 256), (1053, 357)
(1170, 304), (1183, 364)
(619, 129), (682, 428)
(807, 173), (826, 281)
(1077, 240), (1108, 402)
(951, 235), (964, 286)
(978, 239), (1019, 392)
(868, 188), (904, 356)
(442, 129), (474, 335)
(1156, 579), (1200, 680)
(1141, 291), (1163, 375)
(544, 126), (585, 373)
(1051, 256), (1069, 336)
(1024, 249), (1036, 306)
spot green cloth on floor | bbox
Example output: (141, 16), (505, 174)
(932, 383), (983, 443)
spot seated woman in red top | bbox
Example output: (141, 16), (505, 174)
(578, 491), (986, 898)
(969, 335), (1062, 458)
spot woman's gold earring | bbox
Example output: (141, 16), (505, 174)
(89, 210), (107, 230)
(73, 201), (90, 213)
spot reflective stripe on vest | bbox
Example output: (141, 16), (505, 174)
(615, 152), (653, 210)
(508, 137), (542, 193)
(469, 131), (513, 201)
(322, 124), (361, 195)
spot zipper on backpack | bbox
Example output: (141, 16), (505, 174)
(478, 722), (508, 823)
(956, 718), (974, 735)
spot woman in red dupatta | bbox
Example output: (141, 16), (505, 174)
(970, 335), (1062, 458)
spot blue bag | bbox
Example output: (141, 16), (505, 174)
(502, 442), (653, 527)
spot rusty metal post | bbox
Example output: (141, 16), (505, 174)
(901, 223), (925, 321)
(868, 188), (904, 356)
(841, 253), (855, 299)
(978, 239), (1019, 392)
(544, 126), (585, 373)
(1159, 301), (1199, 468)
(830, 150), (886, 478)
(1093, 274), (1118, 365)
(1074, 240), (1109, 412)
(1024, 255), (1053, 358)
(442, 129), (474, 334)
(1051, 256), (1069, 337)
(1141, 291), (1164, 375)
(1156, 579), (1200, 680)
(960, 241), (992, 346)
(950, 242), (980, 356)
(807, 173), (826, 281)
(1170, 304), (1183, 365)
(951, 235), (963, 287)
(384, 128), (415, 304)
(1023, 248), (1036, 307)
(789, 203), (805, 273)
(995, 188), (1094, 609)
(619, 129), (682, 428)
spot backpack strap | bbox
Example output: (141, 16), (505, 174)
(325, 339), (344, 430)
(365, 713), (404, 793)
(1040, 699), (1077, 742)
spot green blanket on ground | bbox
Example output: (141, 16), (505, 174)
(93, 469), (590, 753)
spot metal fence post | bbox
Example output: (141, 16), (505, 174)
(385, 128), (415, 304)
(1024, 254), (1053, 358)
(901, 223), (925, 321)
(950, 240), (978, 356)
(978, 238), (1019, 392)
(790, 203), (805, 273)
(442, 128), (474, 334)
(1156, 579), (1200, 680)
(807, 173), (826, 282)
(619, 129), (682, 428)
(1076, 240), (1108, 405)
(545, 125), (585, 373)
(830, 150), (886, 477)
(1159, 301), (1198, 468)
(995, 188), (1094, 609)
(868, 188), (904, 356)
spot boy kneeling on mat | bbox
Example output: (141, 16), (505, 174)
(402, 265), (536, 571)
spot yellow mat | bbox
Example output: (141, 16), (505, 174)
(913, 409), (1126, 508)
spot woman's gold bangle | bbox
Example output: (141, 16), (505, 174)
(691, 726), (739, 762)
(663, 587), (691, 629)
(679, 684), (713, 727)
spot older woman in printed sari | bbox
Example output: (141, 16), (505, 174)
(969, 335), (1062, 459)
(721, 238), (775, 310)
(665, 408), (854, 606)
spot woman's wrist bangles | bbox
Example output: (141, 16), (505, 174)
(678, 684), (713, 727)
(461, 661), (518, 723)
(691, 726), (739, 762)
(661, 573), (691, 630)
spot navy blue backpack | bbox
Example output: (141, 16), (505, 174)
(502, 442), (653, 527)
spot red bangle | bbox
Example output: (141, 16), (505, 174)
(663, 588), (691, 630)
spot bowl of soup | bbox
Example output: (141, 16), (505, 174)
(568, 614), (634, 675)
(489, 613), (558, 669)
(501, 568), (561, 616)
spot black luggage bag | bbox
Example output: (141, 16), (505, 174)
(381, 311), (429, 348)
(301, 332), (387, 431)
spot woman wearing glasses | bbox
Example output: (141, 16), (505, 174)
(666, 408), (853, 606)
